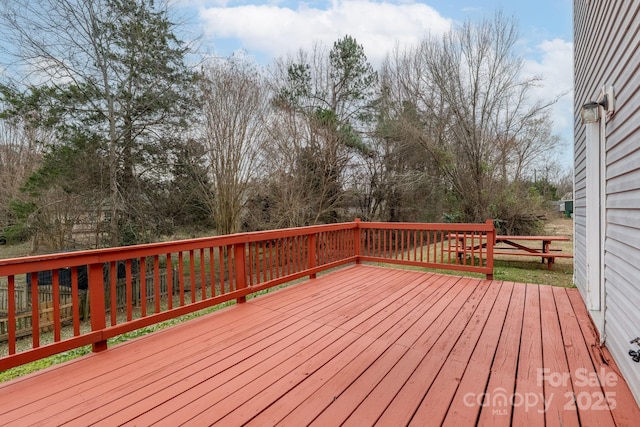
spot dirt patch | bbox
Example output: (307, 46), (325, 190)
(0, 241), (33, 260)
(544, 218), (574, 240)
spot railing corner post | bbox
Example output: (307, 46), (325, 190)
(354, 218), (362, 264)
(485, 219), (495, 280)
(485, 219), (496, 244)
(88, 262), (107, 353)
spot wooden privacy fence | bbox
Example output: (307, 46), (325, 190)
(0, 301), (75, 343)
(0, 286), (75, 342)
(0, 271), (181, 342)
(0, 286), (28, 313)
(103, 270), (181, 313)
(0, 220), (495, 371)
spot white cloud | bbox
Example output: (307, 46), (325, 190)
(197, 2), (574, 167)
(522, 38), (574, 158)
(199, 0), (452, 66)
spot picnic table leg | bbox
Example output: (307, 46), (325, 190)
(543, 240), (553, 269)
(541, 240), (550, 264)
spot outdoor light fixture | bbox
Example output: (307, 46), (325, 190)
(581, 86), (615, 124)
(581, 95), (608, 124)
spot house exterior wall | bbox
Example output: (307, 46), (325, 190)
(574, 0), (640, 403)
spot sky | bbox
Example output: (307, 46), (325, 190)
(182, 0), (574, 167)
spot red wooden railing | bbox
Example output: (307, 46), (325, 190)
(0, 220), (494, 371)
(358, 220), (494, 277)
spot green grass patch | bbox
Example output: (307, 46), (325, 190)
(492, 258), (574, 287)
(366, 257), (574, 288)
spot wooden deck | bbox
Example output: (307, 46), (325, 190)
(1, 265), (638, 426)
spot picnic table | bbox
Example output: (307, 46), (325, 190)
(452, 234), (572, 270)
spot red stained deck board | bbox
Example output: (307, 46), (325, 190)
(249, 265), (380, 313)
(350, 272), (454, 338)
(209, 330), (369, 425)
(13, 308), (316, 425)
(374, 278), (493, 426)
(341, 277), (487, 426)
(332, 272), (437, 333)
(1, 302), (279, 420)
(225, 335), (396, 426)
(61, 317), (330, 425)
(512, 284), (545, 426)
(244, 275), (455, 426)
(539, 285), (580, 427)
(246, 275), (474, 426)
(0, 265), (638, 426)
(127, 270), (428, 423)
(1, 301), (268, 393)
(440, 281), (515, 425)
(564, 288), (640, 425)
(171, 332), (379, 425)
(221, 279), (455, 425)
(302, 268), (414, 324)
(308, 276), (469, 426)
(89, 270), (387, 425)
(105, 324), (343, 425)
(553, 287), (617, 425)
(319, 270), (433, 325)
(129, 274), (416, 424)
(393, 277), (479, 350)
(411, 280), (512, 426)
(307, 343), (408, 426)
(277, 343), (408, 426)
(475, 279), (527, 426)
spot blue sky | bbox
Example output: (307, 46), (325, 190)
(179, 0), (574, 167)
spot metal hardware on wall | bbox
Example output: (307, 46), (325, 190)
(629, 337), (640, 362)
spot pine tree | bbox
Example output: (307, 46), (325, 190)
(0, 0), (198, 246)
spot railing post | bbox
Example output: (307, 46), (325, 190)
(89, 262), (107, 352)
(234, 243), (247, 303)
(308, 233), (317, 279)
(354, 218), (362, 264)
(8, 275), (16, 355)
(485, 219), (495, 280)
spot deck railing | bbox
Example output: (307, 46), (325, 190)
(0, 220), (494, 371)
(358, 220), (495, 277)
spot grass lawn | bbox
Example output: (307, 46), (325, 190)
(492, 217), (574, 288)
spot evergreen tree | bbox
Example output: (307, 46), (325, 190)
(271, 35), (378, 224)
(0, 0), (198, 246)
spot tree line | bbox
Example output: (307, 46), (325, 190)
(0, 0), (570, 252)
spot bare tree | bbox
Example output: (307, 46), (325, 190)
(199, 58), (270, 235)
(0, 115), (44, 238)
(267, 36), (378, 225)
(381, 13), (560, 224)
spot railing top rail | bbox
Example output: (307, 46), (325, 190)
(0, 220), (495, 276)
(359, 221), (494, 232)
(0, 222), (358, 276)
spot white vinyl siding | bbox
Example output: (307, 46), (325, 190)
(574, 0), (640, 403)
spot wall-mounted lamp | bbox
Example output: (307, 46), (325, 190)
(581, 86), (615, 124)
(581, 95), (609, 124)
